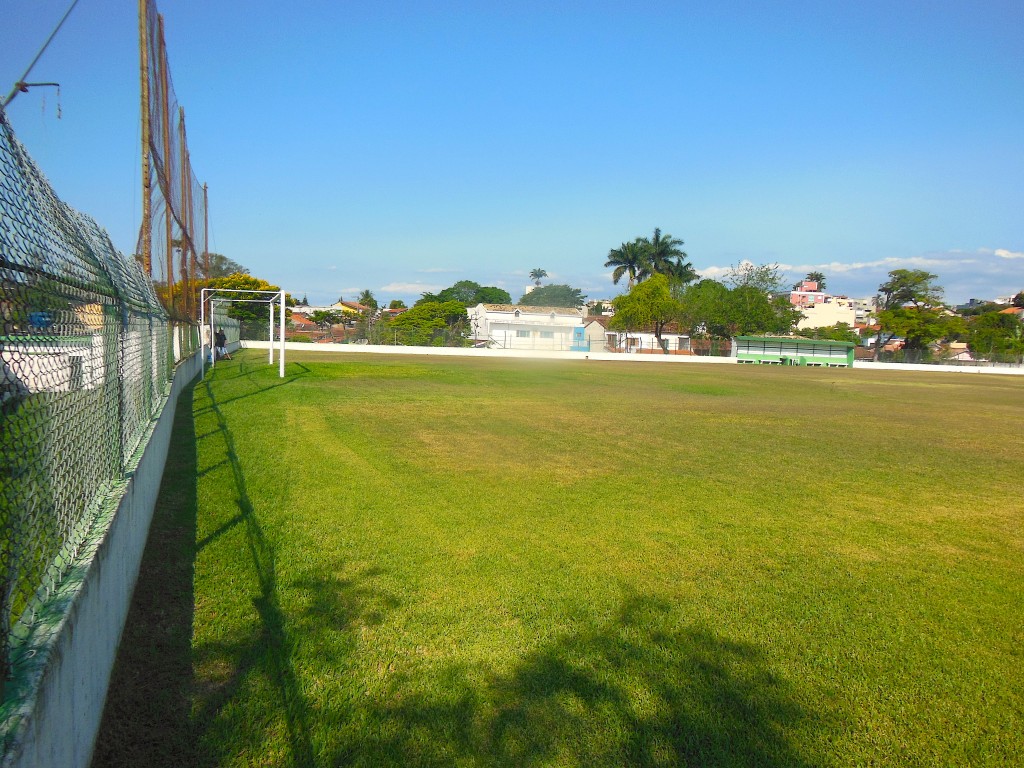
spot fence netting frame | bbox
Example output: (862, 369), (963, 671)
(0, 107), (192, 694)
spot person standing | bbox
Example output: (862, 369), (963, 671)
(215, 328), (232, 360)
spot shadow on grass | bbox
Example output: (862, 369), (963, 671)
(192, 353), (310, 415)
(91, 383), (199, 767)
(95, 360), (824, 767)
(188, 373), (317, 766)
(345, 594), (821, 767)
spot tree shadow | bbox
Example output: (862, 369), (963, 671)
(349, 594), (824, 767)
(187, 374), (401, 768)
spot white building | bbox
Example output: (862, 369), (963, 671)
(467, 304), (586, 350)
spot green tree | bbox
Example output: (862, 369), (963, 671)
(380, 301), (469, 346)
(958, 301), (1004, 317)
(389, 299), (407, 310)
(518, 284), (586, 308)
(874, 269), (945, 360)
(799, 322), (859, 344)
(204, 273), (288, 329)
(201, 253), (249, 279)
(726, 261), (787, 294)
(879, 306), (961, 360)
(726, 286), (801, 336)
(417, 280), (511, 307)
(677, 279), (731, 338)
(529, 268), (548, 287)
(357, 289), (378, 311)
(609, 274), (680, 353)
(1013, 291), (1024, 309)
(309, 310), (343, 331)
(474, 286), (513, 304)
(967, 312), (1024, 363)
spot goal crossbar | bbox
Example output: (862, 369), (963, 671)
(200, 288), (286, 378)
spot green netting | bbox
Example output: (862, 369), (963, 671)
(0, 107), (186, 685)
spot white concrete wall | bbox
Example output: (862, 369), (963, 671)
(244, 340), (737, 364)
(0, 351), (203, 768)
(245, 341), (1024, 374)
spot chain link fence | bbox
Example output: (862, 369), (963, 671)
(0, 109), (188, 690)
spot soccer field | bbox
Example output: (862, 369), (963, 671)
(95, 350), (1024, 767)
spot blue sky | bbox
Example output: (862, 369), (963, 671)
(2, 0), (1022, 306)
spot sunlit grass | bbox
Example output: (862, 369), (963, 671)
(96, 351), (1023, 767)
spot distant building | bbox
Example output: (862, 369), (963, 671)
(467, 304), (586, 350)
(789, 283), (874, 331)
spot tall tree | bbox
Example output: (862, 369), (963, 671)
(677, 279), (732, 338)
(417, 281), (512, 307)
(379, 301), (469, 346)
(605, 239), (649, 288)
(518, 284), (586, 308)
(357, 289), (378, 311)
(1013, 291), (1024, 309)
(640, 228), (696, 284)
(529, 268), (548, 287)
(726, 261), (787, 294)
(873, 269), (944, 360)
(609, 274), (680, 353)
(967, 312), (1024, 363)
(201, 253), (249, 279)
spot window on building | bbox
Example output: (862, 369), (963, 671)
(516, 330), (530, 338)
(540, 331), (554, 339)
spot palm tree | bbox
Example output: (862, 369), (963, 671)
(529, 268), (548, 287)
(604, 239), (650, 288)
(642, 228), (696, 284)
(357, 289), (378, 310)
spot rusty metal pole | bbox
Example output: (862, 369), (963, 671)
(158, 14), (174, 313)
(138, 0), (152, 275)
(203, 183), (209, 279)
(178, 106), (191, 317)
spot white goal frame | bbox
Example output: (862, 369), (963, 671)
(200, 288), (287, 378)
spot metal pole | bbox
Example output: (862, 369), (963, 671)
(202, 183), (209, 278)
(158, 15), (175, 312)
(178, 106), (191, 318)
(138, 0), (152, 275)
(2, 0), (81, 108)
(200, 287), (206, 378)
(279, 290), (286, 378)
(268, 299), (274, 365)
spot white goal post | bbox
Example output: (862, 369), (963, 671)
(200, 288), (287, 378)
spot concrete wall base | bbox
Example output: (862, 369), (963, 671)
(0, 351), (202, 768)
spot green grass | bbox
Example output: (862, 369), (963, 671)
(95, 350), (1024, 767)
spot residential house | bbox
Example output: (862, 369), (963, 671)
(467, 304), (586, 350)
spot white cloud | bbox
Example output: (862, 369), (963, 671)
(380, 282), (444, 293)
(697, 265), (732, 279)
(995, 248), (1024, 260)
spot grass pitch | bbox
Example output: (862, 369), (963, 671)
(94, 350), (1023, 767)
